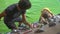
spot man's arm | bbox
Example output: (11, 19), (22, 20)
(22, 14), (33, 28)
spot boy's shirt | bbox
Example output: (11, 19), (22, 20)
(4, 4), (26, 21)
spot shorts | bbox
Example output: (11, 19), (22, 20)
(4, 17), (22, 29)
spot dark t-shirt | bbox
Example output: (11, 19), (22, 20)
(4, 4), (26, 21)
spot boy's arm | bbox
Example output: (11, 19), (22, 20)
(49, 12), (54, 17)
(40, 17), (48, 24)
(22, 14), (33, 28)
(40, 17), (45, 23)
(0, 11), (6, 19)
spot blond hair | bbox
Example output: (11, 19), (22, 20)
(42, 8), (51, 13)
(41, 7), (53, 16)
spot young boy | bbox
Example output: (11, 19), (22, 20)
(0, 0), (32, 31)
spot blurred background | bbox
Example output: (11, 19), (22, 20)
(0, 0), (60, 33)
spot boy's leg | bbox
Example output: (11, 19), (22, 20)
(14, 17), (32, 29)
(4, 20), (17, 30)
(13, 17), (23, 27)
(14, 17), (31, 29)
(4, 18), (20, 34)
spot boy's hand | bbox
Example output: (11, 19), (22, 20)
(0, 11), (6, 21)
(23, 21), (33, 29)
(0, 16), (2, 21)
(30, 25), (33, 29)
(0, 19), (1, 21)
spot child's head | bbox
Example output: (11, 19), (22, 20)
(18, 0), (31, 9)
(41, 8), (51, 14)
(41, 8), (53, 18)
